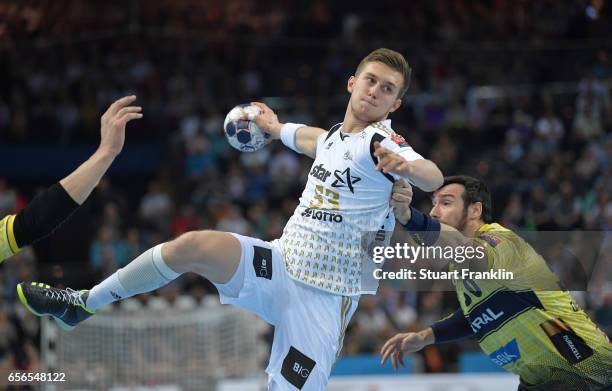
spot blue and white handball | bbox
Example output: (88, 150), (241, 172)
(223, 104), (271, 152)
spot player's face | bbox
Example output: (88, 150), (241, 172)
(430, 184), (469, 232)
(347, 61), (403, 123)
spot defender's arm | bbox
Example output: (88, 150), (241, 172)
(0, 95), (142, 263)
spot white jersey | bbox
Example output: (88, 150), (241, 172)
(276, 120), (424, 296)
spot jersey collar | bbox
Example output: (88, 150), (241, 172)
(338, 119), (393, 141)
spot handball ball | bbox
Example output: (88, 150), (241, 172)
(223, 104), (271, 152)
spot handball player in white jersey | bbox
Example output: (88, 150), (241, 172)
(17, 48), (443, 390)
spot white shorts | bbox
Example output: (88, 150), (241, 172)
(214, 233), (359, 391)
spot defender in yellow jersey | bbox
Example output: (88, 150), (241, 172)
(0, 96), (142, 264)
(379, 175), (611, 391)
(0, 214), (20, 261)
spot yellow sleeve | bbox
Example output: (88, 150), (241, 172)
(0, 214), (20, 262)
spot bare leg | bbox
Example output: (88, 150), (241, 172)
(86, 230), (242, 310)
(161, 230), (242, 284)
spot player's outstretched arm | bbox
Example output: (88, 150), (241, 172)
(380, 309), (474, 370)
(293, 126), (326, 158)
(374, 141), (443, 192)
(380, 328), (434, 370)
(250, 102), (325, 158)
(1, 95), (142, 262)
(391, 179), (489, 270)
(59, 95), (142, 204)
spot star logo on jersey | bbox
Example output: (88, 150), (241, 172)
(331, 168), (361, 193)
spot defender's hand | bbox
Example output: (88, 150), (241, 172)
(250, 101), (282, 139)
(391, 178), (413, 225)
(380, 330), (432, 371)
(99, 95), (142, 158)
(373, 141), (413, 177)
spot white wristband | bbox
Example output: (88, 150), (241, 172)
(280, 123), (307, 154)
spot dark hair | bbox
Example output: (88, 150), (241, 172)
(442, 175), (493, 223)
(355, 48), (412, 98)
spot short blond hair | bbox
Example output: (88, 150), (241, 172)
(355, 48), (412, 98)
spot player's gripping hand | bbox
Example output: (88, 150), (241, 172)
(249, 102), (283, 139)
(390, 178), (413, 223)
(380, 330), (433, 371)
(98, 95), (143, 158)
(373, 141), (413, 177)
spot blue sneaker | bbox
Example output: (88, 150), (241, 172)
(16, 282), (95, 330)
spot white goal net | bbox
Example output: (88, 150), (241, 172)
(40, 299), (269, 391)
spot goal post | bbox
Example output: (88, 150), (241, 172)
(40, 300), (269, 390)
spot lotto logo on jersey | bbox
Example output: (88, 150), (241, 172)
(489, 339), (521, 366)
(281, 346), (316, 389)
(301, 208), (343, 223)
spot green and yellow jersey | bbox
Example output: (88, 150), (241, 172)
(452, 223), (612, 390)
(0, 214), (20, 262)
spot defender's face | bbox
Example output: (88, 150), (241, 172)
(430, 184), (468, 231)
(347, 61), (403, 123)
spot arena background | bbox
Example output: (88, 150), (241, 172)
(0, 0), (610, 390)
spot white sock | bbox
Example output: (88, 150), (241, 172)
(86, 272), (128, 311)
(86, 244), (180, 310)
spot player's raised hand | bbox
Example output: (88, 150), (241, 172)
(98, 95), (143, 157)
(373, 141), (413, 177)
(249, 101), (283, 139)
(380, 331), (432, 371)
(390, 178), (413, 225)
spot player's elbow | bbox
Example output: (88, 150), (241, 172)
(431, 168), (444, 190)
(419, 163), (443, 192)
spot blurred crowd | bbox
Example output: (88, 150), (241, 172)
(0, 0), (611, 377)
